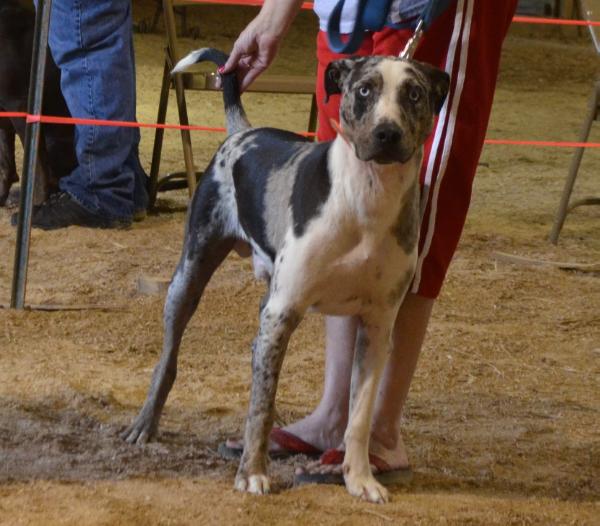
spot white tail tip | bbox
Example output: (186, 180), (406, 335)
(171, 48), (210, 75)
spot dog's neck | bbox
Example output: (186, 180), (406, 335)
(330, 135), (420, 192)
(328, 135), (421, 228)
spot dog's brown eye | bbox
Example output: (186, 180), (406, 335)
(409, 87), (421, 102)
(358, 85), (371, 97)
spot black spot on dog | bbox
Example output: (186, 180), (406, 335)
(290, 142), (331, 237)
(232, 128), (312, 260)
(348, 68), (381, 121)
(341, 108), (352, 125)
(186, 158), (221, 233)
(388, 269), (413, 306)
(391, 182), (419, 254)
(353, 91), (371, 121)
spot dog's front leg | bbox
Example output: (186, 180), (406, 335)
(235, 303), (301, 494)
(343, 312), (396, 503)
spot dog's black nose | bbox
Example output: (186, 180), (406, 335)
(373, 123), (402, 145)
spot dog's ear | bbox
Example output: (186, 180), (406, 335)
(419, 62), (450, 115)
(323, 59), (354, 103)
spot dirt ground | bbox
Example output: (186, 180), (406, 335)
(0, 3), (599, 525)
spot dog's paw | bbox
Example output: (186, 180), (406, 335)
(120, 413), (157, 445)
(345, 472), (389, 504)
(234, 473), (271, 495)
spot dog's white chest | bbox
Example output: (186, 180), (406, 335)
(309, 232), (412, 315)
(247, 137), (421, 317)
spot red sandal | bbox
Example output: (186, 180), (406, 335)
(218, 427), (322, 460)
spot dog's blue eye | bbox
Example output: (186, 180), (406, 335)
(358, 86), (371, 97)
(409, 87), (421, 102)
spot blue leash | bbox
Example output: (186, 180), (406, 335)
(327, 0), (452, 56)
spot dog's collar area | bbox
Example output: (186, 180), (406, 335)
(330, 118), (351, 147)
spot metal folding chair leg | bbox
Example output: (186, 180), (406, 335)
(308, 94), (318, 140)
(148, 59), (171, 208)
(549, 81), (600, 244)
(11, 0), (53, 309)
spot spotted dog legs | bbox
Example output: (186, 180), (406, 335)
(343, 311), (398, 503)
(235, 304), (301, 494)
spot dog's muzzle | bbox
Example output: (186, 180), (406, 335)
(365, 122), (412, 165)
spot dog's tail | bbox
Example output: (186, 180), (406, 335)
(171, 48), (250, 135)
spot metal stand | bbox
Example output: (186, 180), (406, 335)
(10, 0), (53, 309)
(549, 0), (600, 244)
(549, 81), (600, 244)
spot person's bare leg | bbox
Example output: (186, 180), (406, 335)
(294, 293), (433, 477)
(226, 293), (432, 461)
(369, 293), (434, 468)
(225, 315), (357, 452)
(280, 315), (357, 450)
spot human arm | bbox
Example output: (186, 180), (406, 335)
(220, 0), (304, 91)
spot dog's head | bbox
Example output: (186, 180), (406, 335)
(324, 56), (449, 165)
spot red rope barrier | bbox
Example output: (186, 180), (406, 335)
(1, 112), (28, 119)
(171, 0), (600, 26)
(27, 113), (228, 133)
(2, 111), (600, 148)
(179, 0), (316, 9)
(1, 9), (598, 146)
(512, 15), (600, 27)
(0, 112), (316, 137)
(484, 139), (600, 148)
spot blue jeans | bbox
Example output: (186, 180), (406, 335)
(46, 0), (148, 219)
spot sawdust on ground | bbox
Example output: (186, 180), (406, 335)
(0, 2), (598, 525)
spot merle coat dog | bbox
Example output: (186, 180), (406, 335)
(123, 47), (449, 503)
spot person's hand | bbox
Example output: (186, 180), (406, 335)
(220, 15), (281, 92)
(219, 0), (303, 91)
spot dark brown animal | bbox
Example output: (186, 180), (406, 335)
(0, 0), (76, 207)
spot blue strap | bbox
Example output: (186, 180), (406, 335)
(327, 0), (376, 56)
(420, 0), (452, 29)
(327, 0), (452, 54)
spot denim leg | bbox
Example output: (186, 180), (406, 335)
(47, 0), (148, 219)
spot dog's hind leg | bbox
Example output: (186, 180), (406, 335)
(123, 175), (236, 445)
(123, 234), (234, 445)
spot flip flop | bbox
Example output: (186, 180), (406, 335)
(293, 448), (413, 487)
(217, 427), (322, 460)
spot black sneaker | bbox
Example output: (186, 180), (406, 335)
(10, 192), (132, 230)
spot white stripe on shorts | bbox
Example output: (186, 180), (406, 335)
(412, 0), (473, 294)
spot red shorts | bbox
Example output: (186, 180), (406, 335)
(315, 0), (518, 298)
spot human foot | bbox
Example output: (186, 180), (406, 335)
(219, 427), (322, 460)
(293, 433), (412, 485)
(219, 407), (347, 460)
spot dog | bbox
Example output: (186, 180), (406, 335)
(122, 47), (449, 504)
(0, 0), (76, 207)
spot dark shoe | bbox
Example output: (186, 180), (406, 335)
(10, 192), (132, 230)
(133, 207), (147, 222)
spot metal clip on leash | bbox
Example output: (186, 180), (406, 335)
(399, 18), (425, 59)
